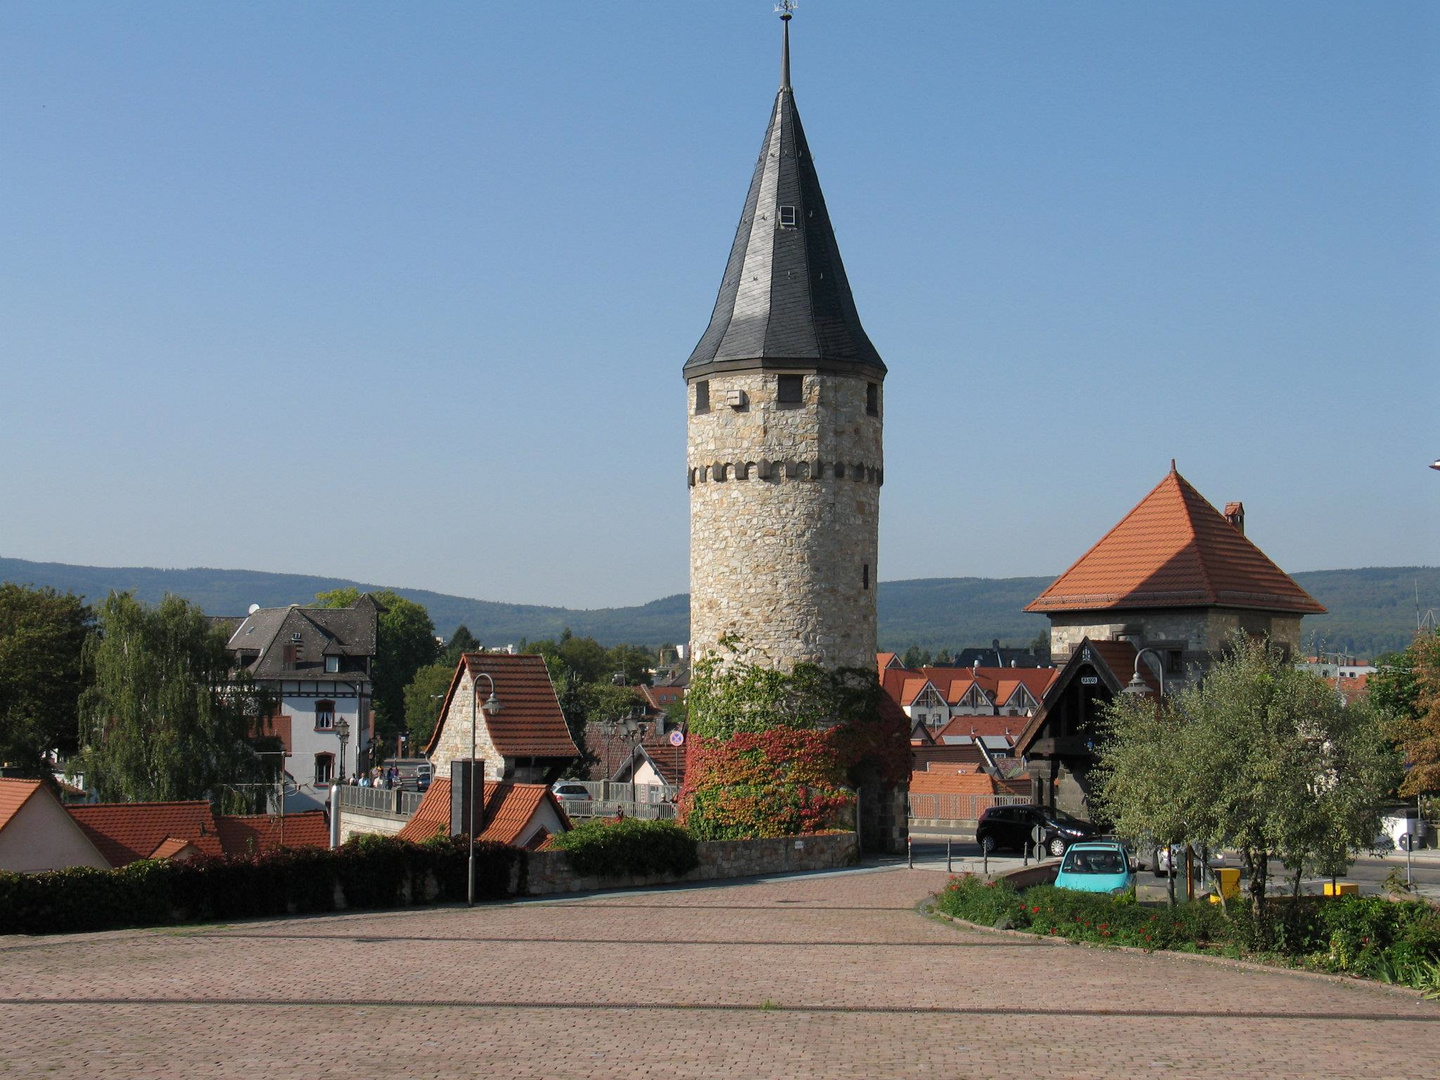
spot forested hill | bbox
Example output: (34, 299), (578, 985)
(2, 557), (1435, 659)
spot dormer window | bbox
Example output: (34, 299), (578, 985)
(778, 205), (796, 227)
(325, 655), (340, 674)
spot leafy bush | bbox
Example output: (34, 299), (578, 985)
(935, 873), (1025, 927)
(0, 834), (523, 936)
(550, 818), (699, 878)
(934, 875), (1440, 991)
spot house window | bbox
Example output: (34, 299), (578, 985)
(694, 380), (710, 414)
(1166, 649), (1183, 675)
(314, 753), (333, 785)
(866, 382), (879, 416)
(325, 655), (340, 674)
(777, 374), (803, 404)
(315, 701), (335, 730)
(778, 205), (796, 227)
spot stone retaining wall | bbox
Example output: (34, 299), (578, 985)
(523, 831), (859, 896)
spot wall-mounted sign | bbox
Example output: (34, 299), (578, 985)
(1080, 676), (1099, 685)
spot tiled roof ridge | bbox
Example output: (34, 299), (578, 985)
(1037, 468), (1178, 602)
(1175, 471), (1219, 606)
(1025, 467), (1324, 615)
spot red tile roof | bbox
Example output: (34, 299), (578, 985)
(397, 777), (569, 846)
(909, 770), (998, 796)
(0, 778), (43, 833)
(214, 811), (330, 854)
(68, 801), (225, 867)
(148, 837), (200, 860)
(425, 654), (579, 760)
(1025, 468), (1325, 615)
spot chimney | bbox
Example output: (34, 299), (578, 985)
(1224, 502), (1245, 535)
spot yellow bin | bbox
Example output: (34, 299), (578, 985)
(1208, 867), (1242, 904)
(1324, 881), (1359, 897)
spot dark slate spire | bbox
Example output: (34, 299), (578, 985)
(684, 11), (885, 381)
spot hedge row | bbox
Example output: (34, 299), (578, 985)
(549, 818), (699, 878)
(0, 834), (522, 936)
(936, 873), (1440, 991)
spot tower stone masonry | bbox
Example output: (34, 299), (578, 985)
(685, 16), (885, 673)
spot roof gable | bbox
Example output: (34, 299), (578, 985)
(1025, 468), (1325, 616)
(0, 778), (42, 833)
(425, 654), (578, 760)
(396, 777), (570, 846)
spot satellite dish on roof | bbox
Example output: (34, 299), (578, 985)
(248, 604), (260, 615)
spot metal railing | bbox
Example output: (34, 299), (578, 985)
(907, 792), (1030, 822)
(559, 799), (679, 821)
(555, 781), (680, 821)
(337, 785), (425, 817)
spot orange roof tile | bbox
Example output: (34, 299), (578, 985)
(397, 777), (569, 846)
(68, 801), (224, 867)
(215, 811), (330, 855)
(1025, 468), (1325, 615)
(148, 837), (199, 860)
(909, 770), (997, 796)
(0, 778), (43, 833)
(425, 654), (579, 760)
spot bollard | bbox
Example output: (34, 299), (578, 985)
(1023, 840), (1029, 866)
(947, 838), (952, 873)
(983, 847), (988, 875)
(907, 835), (913, 869)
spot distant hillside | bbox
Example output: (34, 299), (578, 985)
(1, 556), (1435, 659)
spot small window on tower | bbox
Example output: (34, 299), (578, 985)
(694, 380), (710, 414)
(862, 563), (870, 590)
(777, 375), (803, 404)
(778, 205), (796, 227)
(866, 382), (879, 416)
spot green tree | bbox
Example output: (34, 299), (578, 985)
(607, 644), (656, 686)
(1373, 634), (1440, 797)
(440, 624), (481, 669)
(315, 588), (437, 738)
(1094, 635), (1400, 928)
(401, 662), (454, 750)
(79, 592), (272, 805)
(0, 584), (92, 777)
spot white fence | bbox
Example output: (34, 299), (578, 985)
(907, 792), (1030, 823)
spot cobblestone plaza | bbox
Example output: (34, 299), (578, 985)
(2, 867), (1436, 1078)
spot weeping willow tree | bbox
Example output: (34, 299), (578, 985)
(79, 592), (274, 808)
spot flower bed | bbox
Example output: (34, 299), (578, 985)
(934, 873), (1440, 993)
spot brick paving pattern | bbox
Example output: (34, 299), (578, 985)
(2, 866), (1436, 1078)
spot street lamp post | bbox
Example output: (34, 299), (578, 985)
(335, 717), (351, 783)
(469, 671), (501, 907)
(1121, 648), (1167, 699)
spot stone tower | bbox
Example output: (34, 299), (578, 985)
(685, 12), (885, 673)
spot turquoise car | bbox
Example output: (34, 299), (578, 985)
(1054, 841), (1136, 895)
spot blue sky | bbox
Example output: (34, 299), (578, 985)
(2, 2), (1436, 609)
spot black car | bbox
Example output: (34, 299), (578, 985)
(975, 804), (1099, 857)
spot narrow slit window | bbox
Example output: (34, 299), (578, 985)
(694, 380), (709, 414)
(862, 563), (870, 590)
(866, 382), (879, 416)
(778, 205), (796, 227)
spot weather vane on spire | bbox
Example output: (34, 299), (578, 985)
(776, 1), (796, 89)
